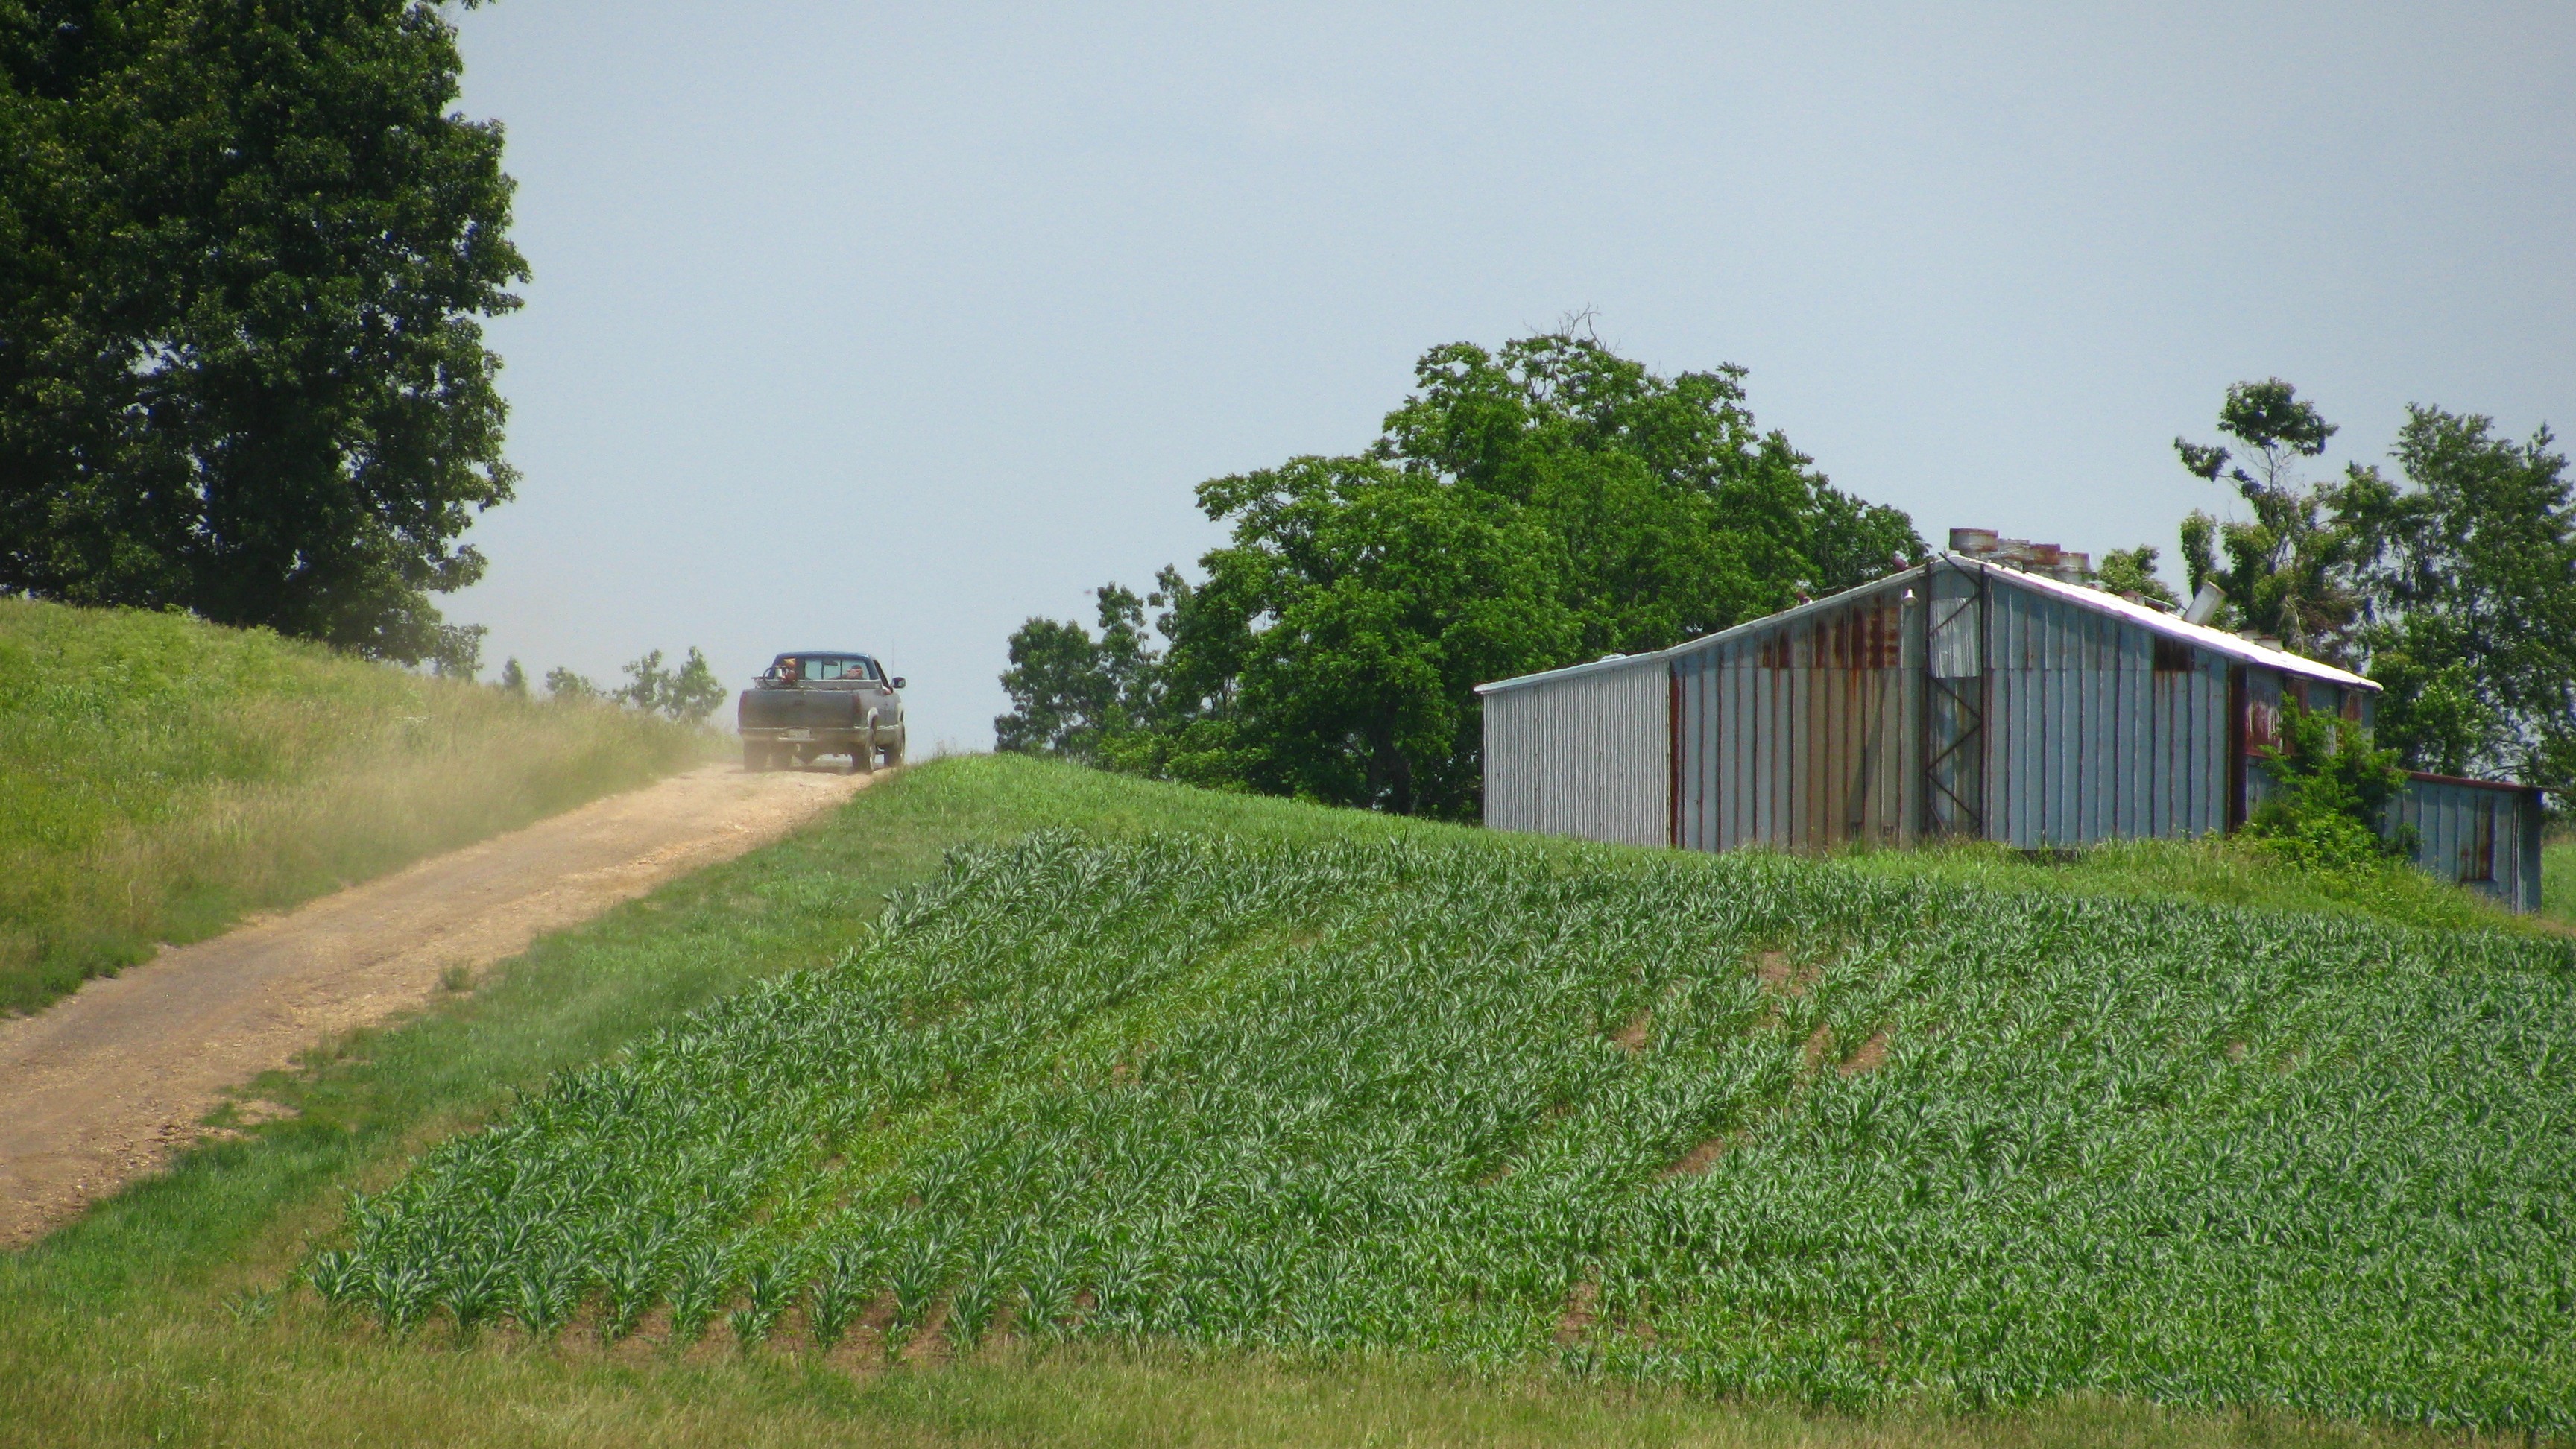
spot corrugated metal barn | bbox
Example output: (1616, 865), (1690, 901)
(1478, 552), (2547, 911)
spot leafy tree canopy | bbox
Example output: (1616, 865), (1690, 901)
(2167, 382), (2576, 803)
(2092, 545), (2179, 609)
(2243, 700), (2412, 871)
(2174, 379), (2370, 659)
(2347, 408), (2576, 787)
(616, 647), (724, 724)
(993, 582), (1162, 763)
(996, 329), (1924, 818)
(0, 0), (524, 662)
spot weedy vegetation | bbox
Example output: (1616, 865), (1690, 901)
(0, 598), (719, 1012)
(2544, 833), (2576, 924)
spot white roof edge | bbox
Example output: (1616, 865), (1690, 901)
(1474, 555), (2377, 695)
(1976, 556), (2376, 689)
(1474, 569), (1919, 695)
(1471, 648), (1668, 695)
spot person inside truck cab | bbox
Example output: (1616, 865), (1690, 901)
(772, 656), (801, 684)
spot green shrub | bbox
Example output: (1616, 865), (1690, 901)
(2244, 700), (2411, 869)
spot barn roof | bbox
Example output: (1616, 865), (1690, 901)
(1476, 555), (2377, 695)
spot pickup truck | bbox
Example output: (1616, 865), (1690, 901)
(736, 651), (907, 774)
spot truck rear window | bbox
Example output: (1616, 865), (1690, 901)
(792, 657), (876, 681)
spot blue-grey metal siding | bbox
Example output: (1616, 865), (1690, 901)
(2388, 775), (2545, 913)
(1977, 571), (2232, 847)
(1480, 656), (1669, 846)
(1670, 561), (2235, 851)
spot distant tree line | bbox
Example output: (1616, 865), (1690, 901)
(995, 329), (1923, 819)
(484, 646), (725, 725)
(1, 0), (523, 666)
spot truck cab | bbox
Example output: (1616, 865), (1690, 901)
(736, 651), (906, 774)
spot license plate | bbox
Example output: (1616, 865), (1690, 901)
(780, 729), (814, 742)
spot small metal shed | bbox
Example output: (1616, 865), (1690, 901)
(2387, 771), (2547, 913)
(1477, 554), (2547, 911)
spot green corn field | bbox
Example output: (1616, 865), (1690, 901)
(311, 832), (2576, 1430)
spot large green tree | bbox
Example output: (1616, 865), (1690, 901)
(993, 582), (1164, 763)
(996, 331), (1925, 818)
(0, 0), (524, 661)
(2167, 382), (2576, 801)
(1377, 332), (1918, 651)
(2346, 408), (2576, 788)
(2174, 379), (2370, 660)
(1161, 456), (1572, 816)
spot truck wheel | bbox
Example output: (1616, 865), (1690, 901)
(851, 722), (874, 776)
(886, 730), (905, 768)
(743, 740), (767, 773)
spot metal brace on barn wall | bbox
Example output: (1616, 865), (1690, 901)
(1922, 562), (1988, 839)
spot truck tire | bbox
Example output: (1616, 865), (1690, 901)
(743, 739), (767, 773)
(851, 719), (874, 776)
(886, 730), (905, 767)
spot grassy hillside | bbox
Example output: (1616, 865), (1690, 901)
(2545, 836), (2576, 923)
(321, 831), (2576, 1430)
(2, 756), (2560, 1448)
(0, 598), (718, 1013)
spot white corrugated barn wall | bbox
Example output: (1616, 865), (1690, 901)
(1478, 656), (1669, 846)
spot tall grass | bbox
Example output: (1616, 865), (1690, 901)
(1833, 833), (2536, 936)
(0, 598), (718, 1013)
(2542, 836), (2576, 924)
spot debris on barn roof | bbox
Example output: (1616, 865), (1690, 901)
(1945, 528), (2090, 584)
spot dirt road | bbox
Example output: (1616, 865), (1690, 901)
(0, 763), (876, 1248)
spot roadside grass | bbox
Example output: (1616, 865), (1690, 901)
(0, 597), (719, 1013)
(1, 754), (2558, 1448)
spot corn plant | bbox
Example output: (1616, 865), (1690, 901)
(806, 1235), (883, 1350)
(312, 833), (2576, 1431)
(728, 1251), (797, 1349)
(666, 1238), (734, 1345)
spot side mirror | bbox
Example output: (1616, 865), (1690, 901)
(891, 677), (906, 690)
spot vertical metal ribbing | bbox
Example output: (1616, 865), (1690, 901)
(1923, 562), (1988, 840)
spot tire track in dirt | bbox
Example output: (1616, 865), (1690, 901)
(0, 763), (878, 1247)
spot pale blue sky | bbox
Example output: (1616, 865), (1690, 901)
(445, 1), (2574, 751)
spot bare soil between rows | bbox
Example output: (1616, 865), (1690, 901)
(0, 762), (877, 1248)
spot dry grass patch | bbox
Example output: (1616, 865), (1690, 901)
(0, 598), (717, 1012)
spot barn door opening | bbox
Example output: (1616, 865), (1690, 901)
(1923, 564), (1986, 839)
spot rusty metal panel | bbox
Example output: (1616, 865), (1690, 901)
(1923, 562), (1985, 836)
(1478, 655), (1670, 846)
(2388, 774), (2544, 912)
(1675, 577), (1919, 853)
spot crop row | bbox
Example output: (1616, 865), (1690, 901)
(312, 833), (2576, 1430)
